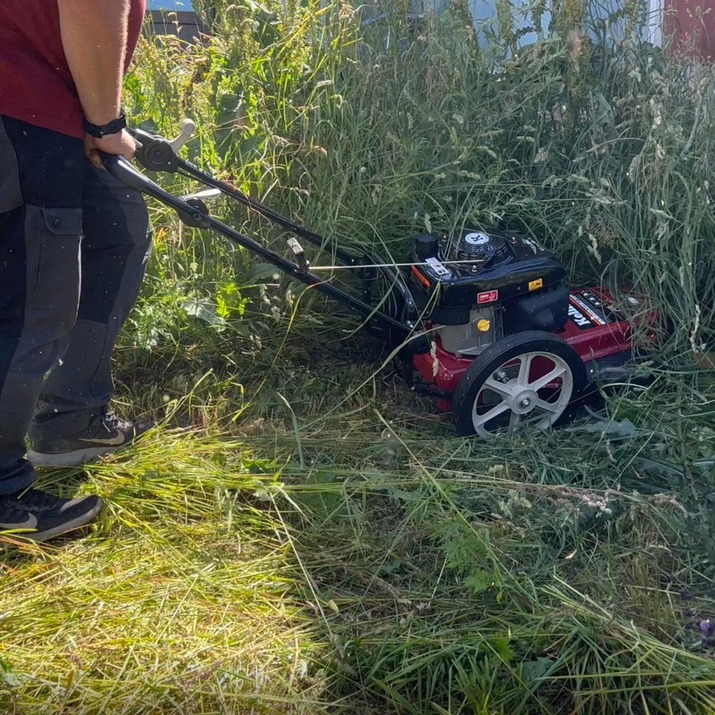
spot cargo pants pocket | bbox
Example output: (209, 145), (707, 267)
(23, 206), (83, 334)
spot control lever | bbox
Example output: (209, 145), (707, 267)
(168, 118), (196, 154)
(181, 188), (221, 202)
(129, 118), (196, 173)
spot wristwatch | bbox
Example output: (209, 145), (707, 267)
(83, 111), (127, 138)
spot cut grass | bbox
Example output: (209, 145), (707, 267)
(0, 427), (330, 714)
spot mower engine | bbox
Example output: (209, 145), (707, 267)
(409, 229), (569, 356)
(407, 229), (646, 437)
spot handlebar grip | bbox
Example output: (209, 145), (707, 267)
(101, 154), (153, 192)
(128, 126), (157, 147)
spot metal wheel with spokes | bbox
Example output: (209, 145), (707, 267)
(452, 331), (588, 437)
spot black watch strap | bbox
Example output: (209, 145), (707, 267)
(83, 111), (127, 138)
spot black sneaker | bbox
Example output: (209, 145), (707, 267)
(27, 408), (154, 468)
(0, 488), (103, 542)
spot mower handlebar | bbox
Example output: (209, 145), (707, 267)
(99, 146), (419, 346)
(101, 153), (151, 192)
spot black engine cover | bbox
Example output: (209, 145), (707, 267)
(409, 229), (568, 329)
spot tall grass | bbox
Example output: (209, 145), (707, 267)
(128, 0), (713, 357)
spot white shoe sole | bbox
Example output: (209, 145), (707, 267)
(25, 446), (120, 468)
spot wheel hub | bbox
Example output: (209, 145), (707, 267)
(455, 341), (582, 439)
(511, 388), (538, 415)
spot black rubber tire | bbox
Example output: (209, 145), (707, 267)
(452, 331), (588, 437)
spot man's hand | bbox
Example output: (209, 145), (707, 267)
(85, 130), (137, 169)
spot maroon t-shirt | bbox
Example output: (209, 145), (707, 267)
(0, 1), (146, 139)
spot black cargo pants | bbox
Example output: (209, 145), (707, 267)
(0, 116), (151, 495)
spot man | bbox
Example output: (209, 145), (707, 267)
(0, 0), (152, 541)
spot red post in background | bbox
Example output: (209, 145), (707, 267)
(664, 1), (715, 61)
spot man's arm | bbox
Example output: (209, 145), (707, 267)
(57, 0), (136, 159)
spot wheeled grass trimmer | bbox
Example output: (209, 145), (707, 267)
(105, 121), (654, 438)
